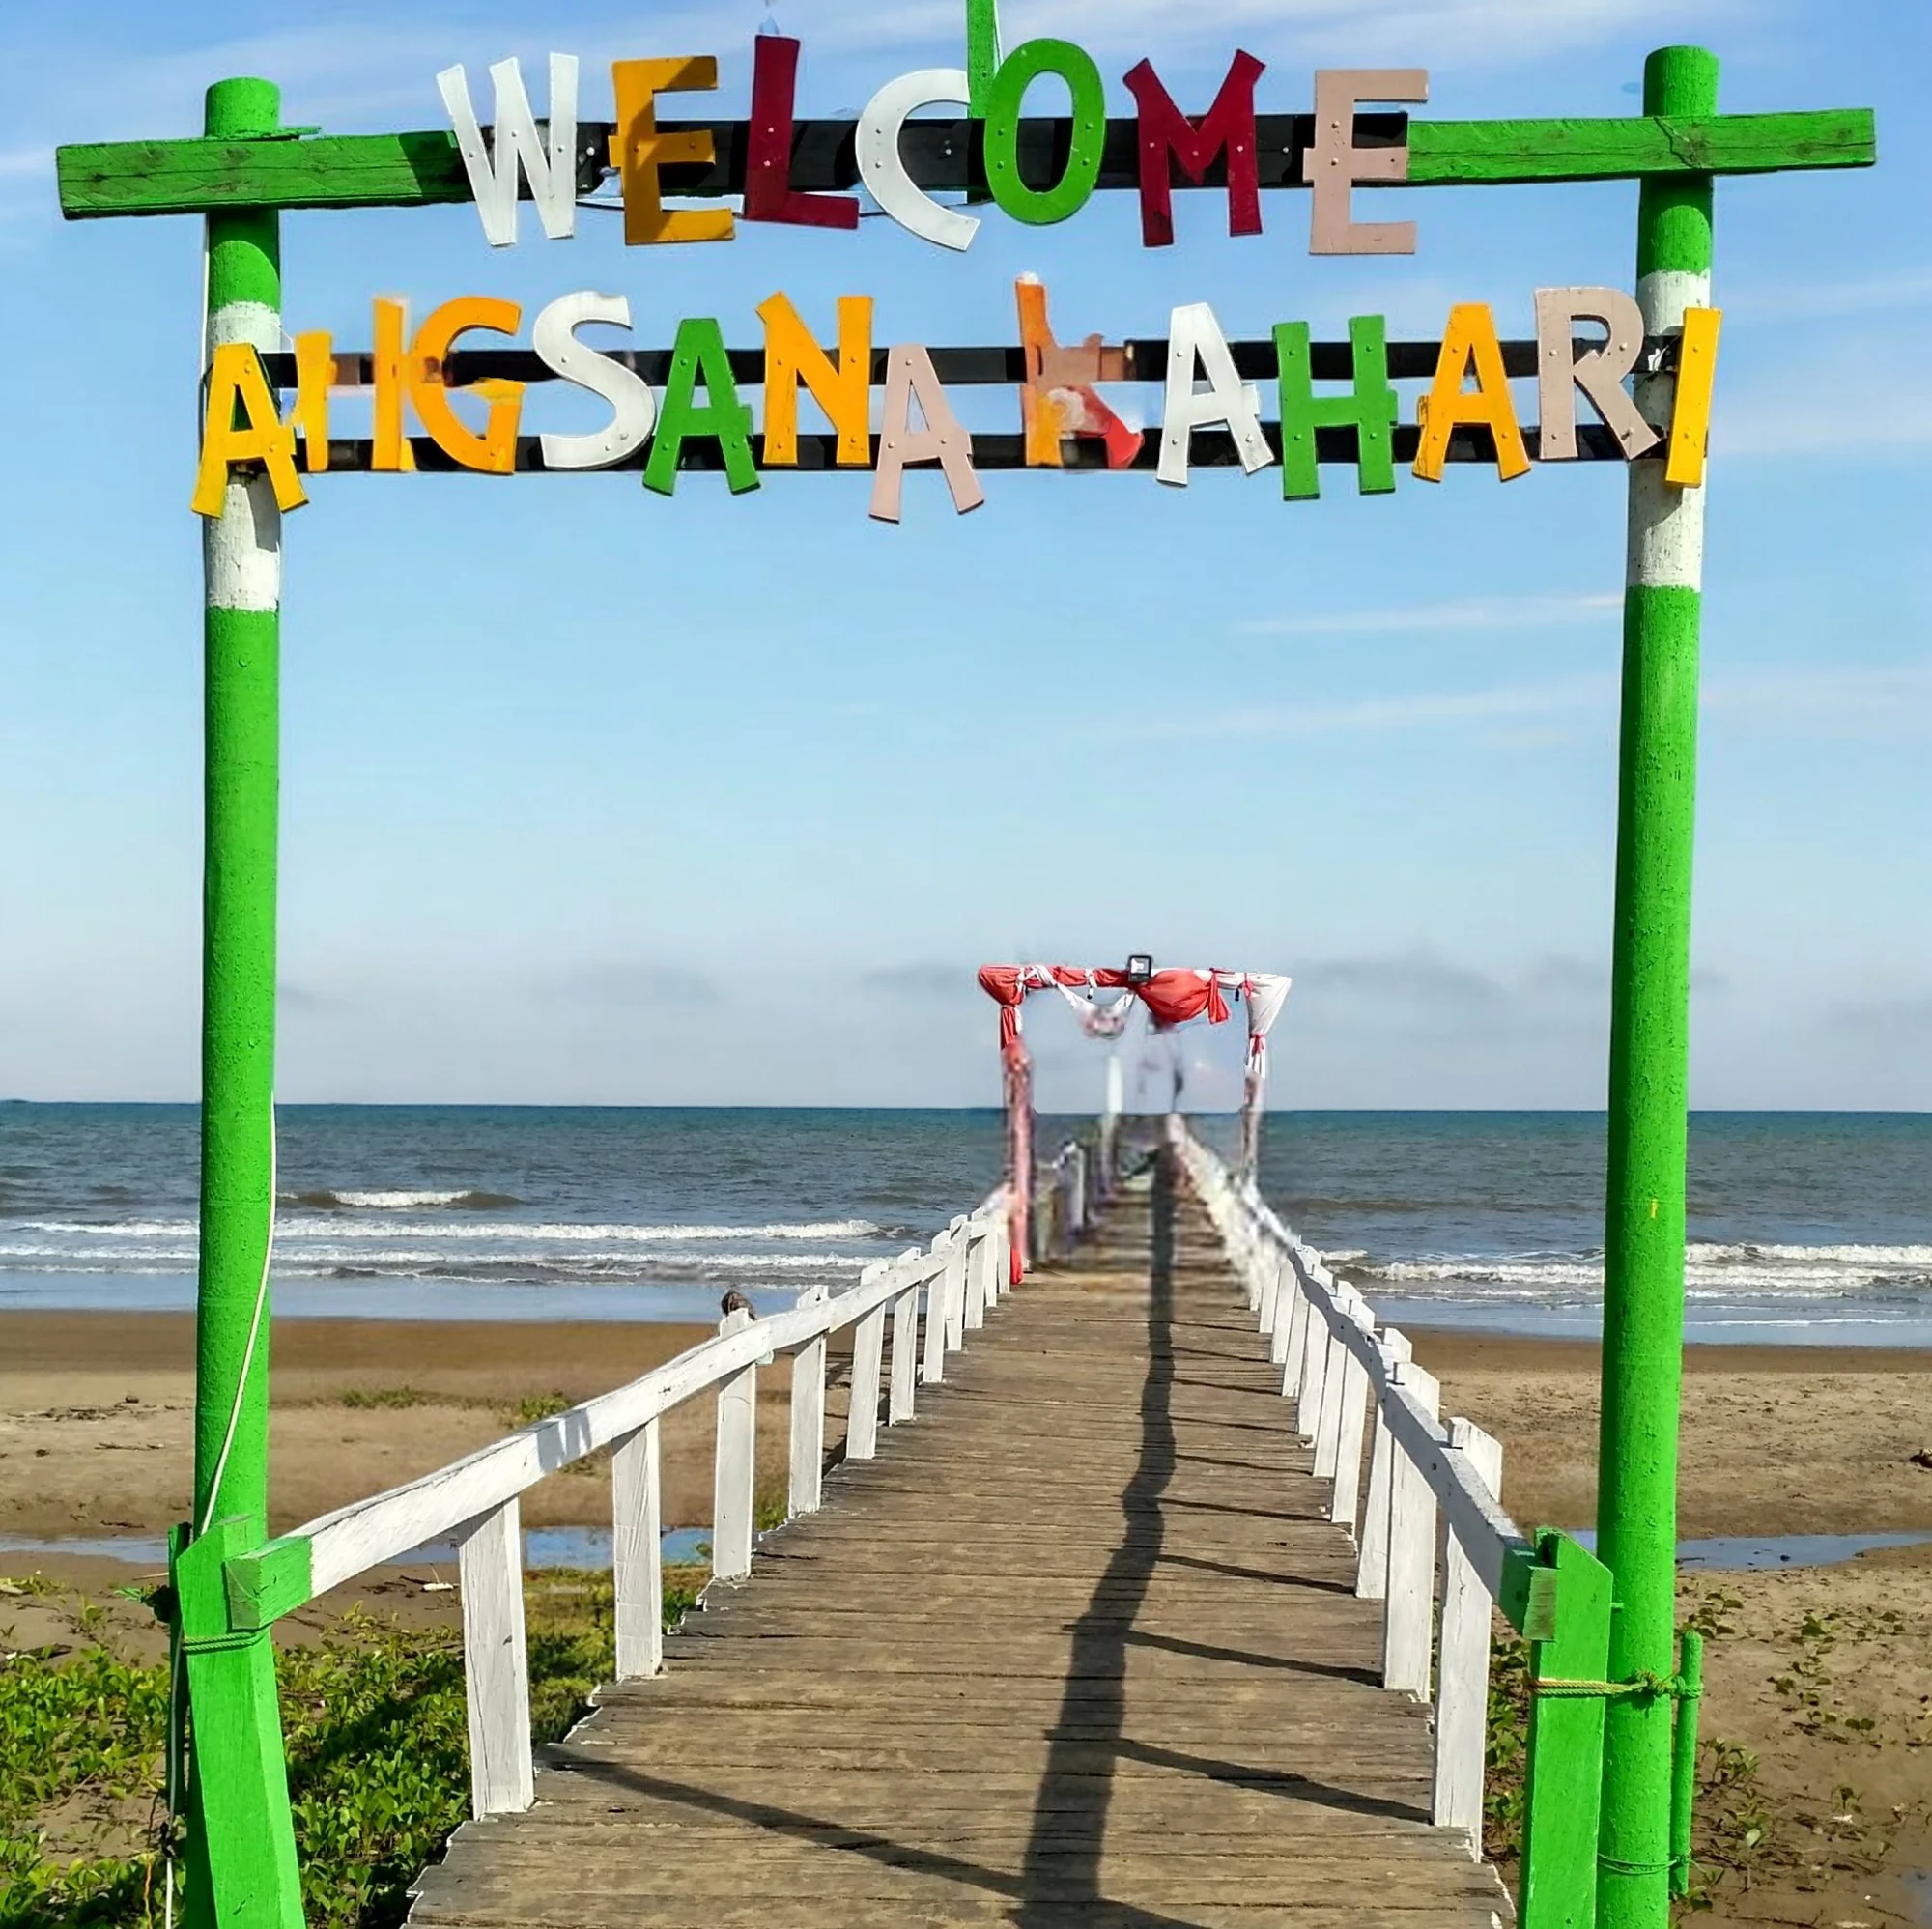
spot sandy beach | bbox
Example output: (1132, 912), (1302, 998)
(6, 1309), (1932, 1923)
(7, 1312), (1931, 1546)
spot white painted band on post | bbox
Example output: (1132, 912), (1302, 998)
(1627, 266), (1713, 592)
(204, 298), (284, 616)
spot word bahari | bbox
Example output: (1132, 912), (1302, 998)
(193, 283), (1722, 525)
(439, 38), (1430, 257)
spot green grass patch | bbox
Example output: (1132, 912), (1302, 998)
(337, 1388), (431, 1411)
(1, 1567), (704, 1929)
(507, 1393), (572, 1428)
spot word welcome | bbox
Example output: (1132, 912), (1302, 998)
(193, 283), (1722, 525)
(437, 37), (1429, 257)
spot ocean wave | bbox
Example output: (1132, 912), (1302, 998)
(0, 1215), (892, 1247)
(1352, 1239), (1932, 1304)
(283, 1187), (522, 1211)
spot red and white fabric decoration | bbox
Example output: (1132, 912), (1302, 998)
(976, 963), (1292, 1280)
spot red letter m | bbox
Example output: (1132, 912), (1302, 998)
(1123, 50), (1265, 248)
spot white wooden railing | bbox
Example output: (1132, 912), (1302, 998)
(1174, 1121), (1536, 1858)
(228, 1186), (1012, 1819)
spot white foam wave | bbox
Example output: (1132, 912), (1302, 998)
(1, 1216), (889, 1248)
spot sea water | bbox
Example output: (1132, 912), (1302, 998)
(1, 1104), (1927, 1343)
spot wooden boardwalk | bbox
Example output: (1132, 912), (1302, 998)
(411, 1161), (1511, 1927)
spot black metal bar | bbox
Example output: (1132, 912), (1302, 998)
(554, 112), (1409, 199)
(264, 336), (1679, 389)
(315, 421), (1631, 472)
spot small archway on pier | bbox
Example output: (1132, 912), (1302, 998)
(977, 964), (1291, 1270)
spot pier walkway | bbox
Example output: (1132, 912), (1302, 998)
(405, 1158), (1513, 1926)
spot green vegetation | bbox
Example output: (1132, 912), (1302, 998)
(507, 1393), (572, 1428)
(337, 1388), (430, 1411)
(1, 1568), (703, 1929)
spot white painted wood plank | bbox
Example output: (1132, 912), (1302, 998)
(712, 1307), (757, 1583)
(1382, 1362), (1441, 1699)
(611, 1418), (662, 1681)
(1329, 1307), (1375, 1535)
(847, 1299), (886, 1461)
(943, 1219), (969, 1352)
(890, 1284), (920, 1422)
(1295, 1296), (1329, 1444)
(456, 1496), (533, 1817)
(1313, 1326), (1350, 1478)
(1257, 1244), (1280, 1335)
(964, 1226), (988, 1331)
(1280, 1262), (1309, 1380)
(1435, 1418), (1504, 1848)
(788, 1287), (828, 1518)
(1356, 1330), (1411, 1601)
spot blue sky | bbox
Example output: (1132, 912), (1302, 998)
(1, 0), (1926, 1111)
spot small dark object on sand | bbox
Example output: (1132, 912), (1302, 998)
(1911, 1448), (1932, 1470)
(721, 1291), (753, 1318)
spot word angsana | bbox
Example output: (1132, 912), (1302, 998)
(192, 282), (1722, 525)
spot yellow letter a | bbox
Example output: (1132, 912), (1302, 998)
(191, 343), (309, 518)
(1412, 302), (1531, 483)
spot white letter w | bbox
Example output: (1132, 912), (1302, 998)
(437, 54), (580, 247)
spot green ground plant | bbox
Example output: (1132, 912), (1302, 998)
(1, 1568), (703, 1929)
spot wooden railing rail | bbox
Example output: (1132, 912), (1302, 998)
(1174, 1124), (1551, 1856)
(218, 1184), (1012, 1820)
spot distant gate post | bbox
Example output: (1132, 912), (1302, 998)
(1596, 43), (1719, 1929)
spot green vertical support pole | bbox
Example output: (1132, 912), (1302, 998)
(1596, 43), (1719, 1929)
(1668, 1628), (1704, 1896)
(177, 73), (305, 1929)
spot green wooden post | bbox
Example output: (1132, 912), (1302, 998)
(1595, 43), (1719, 1929)
(1518, 1531), (1614, 1928)
(176, 73), (305, 1929)
(1669, 1627), (1704, 1896)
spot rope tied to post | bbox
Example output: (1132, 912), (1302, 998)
(1529, 1669), (1702, 1702)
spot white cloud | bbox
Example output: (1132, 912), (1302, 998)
(1098, 671), (1613, 741)
(1238, 591), (1620, 637)
(1704, 661), (1932, 735)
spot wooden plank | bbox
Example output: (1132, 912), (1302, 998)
(889, 1285), (919, 1423)
(846, 1299), (886, 1461)
(455, 1497), (534, 1817)
(1381, 1363), (1440, 1699)
(1355, 1331), (1410, 1602)
(611, 1419), (662, 1681)
(788, 1290), (828, 1518)
(1433, 1419), (1504, 1847)
(1406, 107), (1875, 184)
(712, 1308), (757, 1583)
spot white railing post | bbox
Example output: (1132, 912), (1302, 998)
(456, 1496), (534, 1816)
(847, 1292), (887, 1461)
(980, 1216), (1003, 1311)
(712, 1305), (757, 1582)
(1294, 1295), (1330, 1442)
(1329, 1302), (1376, 1534)
(942, 1218), (969, 1352)
(1313, 1321), (1350, 1478)
(1356, 1331), (1411, 1600)
(1280, 1256), (1310, 1379)
(890, 1281), (920, 1420)
(923, 1244), (951, 1386)
(1257, 1240), (1280, 1337)
(1382, 1361), (1441, 1697)
(789, 1285), (828, 1518)
(1434, 1418), (1505, 1848)
(611, 1417), (663, 1680)
(964, 1225), (989, 1330)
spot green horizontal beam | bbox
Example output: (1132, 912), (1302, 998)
(56, 106), (1873, 220)
(1406, 107), (1874, 184)
(223, 1534), (314, 1631)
